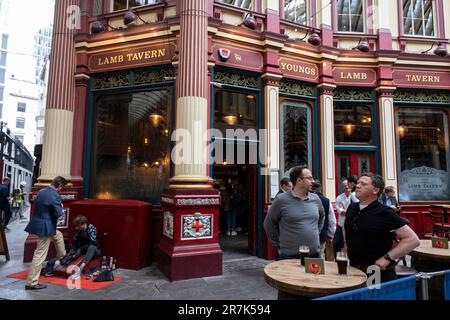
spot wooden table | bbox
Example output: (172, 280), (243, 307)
(264, 259), (367, 299)
(430, 204), (450, 223)
(410, 239), (450, 300)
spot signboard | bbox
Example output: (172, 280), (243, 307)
(88, 43), (174, 72)
(431, 237), (449, 249)
(333, 67), (376, 86)
(399, 166), (450, 201)
(393, 70), (450, 90)
(279, 58), (319, 82)
(305, 258), (325, 274)
(212, 43), (263, 72)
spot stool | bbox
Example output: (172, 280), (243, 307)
(395, 264), (418, 279)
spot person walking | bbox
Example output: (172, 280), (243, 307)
(311, 180), (336, 260)
(264, 165), (325, 259)
(0, 177), (12, 231)
(333, 179), (352, 255)
(24, 176), (68, 290)
(343, 173), (420, 283)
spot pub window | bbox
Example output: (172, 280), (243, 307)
(214, 89), (257, 135)
(334, 105), (373, 144)
(217, 0), (253, 10)
(284, 0), (307, 25)
(403, 0), (435, 37)
(280, 102), (312, 173)
(91, 89), (172, 205)
(336, 0), (364, 33)
(112, 0), (159, 11)
(396, 108), (450, 201)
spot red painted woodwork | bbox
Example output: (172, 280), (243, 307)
(262, 204), (278, 261)
(334, 152), (375, 196)
(69, 200), (152, 270)
(399, 204), (443, 239)
(158, 188), (222, 281)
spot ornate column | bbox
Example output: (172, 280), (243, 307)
(158, 0), (222, 281)
(318, 83), (336, 200)
(376, 89), (398, 193)
(38, 0), (79, 184)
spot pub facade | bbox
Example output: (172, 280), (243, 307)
(32, 0), (450, 280)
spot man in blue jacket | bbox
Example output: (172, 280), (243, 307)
(25, 176), (68, 290)
(0, 177), (12, 230)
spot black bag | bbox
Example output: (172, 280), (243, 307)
(94, 269), (114, 282)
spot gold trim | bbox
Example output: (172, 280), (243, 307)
(75, 30), (172, 49)
(77, 39), (177, 55)
(168, 184), (212, 189)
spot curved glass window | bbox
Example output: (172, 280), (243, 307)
(280, 102), (312, 173)
(91, 89), (172, 204)
(396, 108), (450, 201)
(334, 105), (373, 144)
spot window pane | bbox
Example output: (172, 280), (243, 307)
(17, 102), (26, 112)
(16, 117), (25, 129)
(0, 102), (2, 119)
(0, 52), (6, 66)
(396, 109), (450, 201)
(350, 0), (362, 15)
(423, 1), (434, 36)
(0, 86), (3, 100)
(92, 89), (172, 204)
(403, 0), (412, 18)
(334, 105), (373, 144)
(281, 103), (311, 172)
(414, 19), (424, 35)
(214, 90), (257, 135)
(218, 0), (252, 10)
(285, 0), (307, 25)
(404, 18), (414, 34)
(1, 34), (8, 50)
(0, 69), (4, 84)
(129, 0), (158, 7)
(113, 0), (127, 11)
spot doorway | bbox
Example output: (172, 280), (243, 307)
(335, 151), (375, 195)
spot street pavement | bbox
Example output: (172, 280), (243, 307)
(0, 209), (277, 300)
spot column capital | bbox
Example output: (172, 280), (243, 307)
(317, 83), (336, 96)
(261, 73), (282, 87)
(375, 87), (397, 98)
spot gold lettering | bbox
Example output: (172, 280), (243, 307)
(145, 51), (151, 59)
(405, 74), (441, 83)
(127, 53), (133, 61)
(151, 50), (158, 58)
(117, 55), (124, 63)
(158, 49), (166, 57)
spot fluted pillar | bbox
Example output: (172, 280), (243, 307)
(169, 0), (210, 189)
(38, 0), (78, 184)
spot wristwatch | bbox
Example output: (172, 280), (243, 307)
(383, 253), (396, 265)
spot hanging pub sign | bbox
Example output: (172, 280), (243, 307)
(393, 69), (450, 90)
(88, 43), (174, 72)
(212, 43), (263, 72)
(278, 57), (319, 83)
(333, 67), (376, 86)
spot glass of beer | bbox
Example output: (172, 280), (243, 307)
(299, 246), (310, 266)
(336, 251), (348, 275)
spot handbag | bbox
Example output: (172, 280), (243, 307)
(93, 269), (114, 282)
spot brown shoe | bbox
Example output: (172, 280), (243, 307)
(25, 283), (47, 290)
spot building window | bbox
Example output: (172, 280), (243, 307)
(0, 86), (3, 100)
(112, 0), (159, 11)
(17, 102), (26, 113)
(284, 0), (307, 25)
(336, 0), (364, 32)
(396, 108), (450, 201)
(0, 103), (2, 119)
(1, 34), (8, 50)
(403, 0), (435, 37)
(0, 69), (4, 84)
(334, 105), (373, 144)
(217, 0), (253, 10)
(0, 52), (6, 66)
(16, 117), (25, 129)
(280, 102), (312, 173)
(91, 89), (172, 205)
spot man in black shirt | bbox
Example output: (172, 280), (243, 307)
(344, 173), (420, 283)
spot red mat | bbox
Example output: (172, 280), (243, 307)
(7, 270), (123, 291)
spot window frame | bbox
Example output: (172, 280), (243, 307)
(333, 103), (375, 146)
(110, 0), (161, 12)
(279, 100), (313, 175)
(281, 0), (310, 26)
(16, 117), (25, 129)
(333, 0), (373, 34)
(399, 0), (439, 38)
(215, 0), (255, 11)
(17, 102), (26, 113)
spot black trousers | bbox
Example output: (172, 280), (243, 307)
(1, 206), (12, 227)
(333, 226), (344, 256)
(77, 244), (101, 264)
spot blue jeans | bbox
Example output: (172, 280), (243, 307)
(225, 210), (237, 231)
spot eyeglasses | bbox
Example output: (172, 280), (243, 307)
(301, 176), (314, 181)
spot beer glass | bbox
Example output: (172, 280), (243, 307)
(299, 246), (310, 266)
(336, 251), (348, 275)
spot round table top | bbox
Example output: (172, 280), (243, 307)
(264, 259), (367, 297)
(411, 240), (450, 262)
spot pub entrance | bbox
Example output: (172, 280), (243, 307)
(212, 142), (259, 256)
(335, 151), (375, 195)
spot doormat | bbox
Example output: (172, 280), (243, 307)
(7, 270), (123, 291)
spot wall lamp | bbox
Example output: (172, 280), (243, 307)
(242, 12), (257, 30)
(421, 41), (448, 57)
(124, 9), (149, 26)
(91, 21), (119, 34)
(353, 38), (370, 52)
(296, 29), (321, 46)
